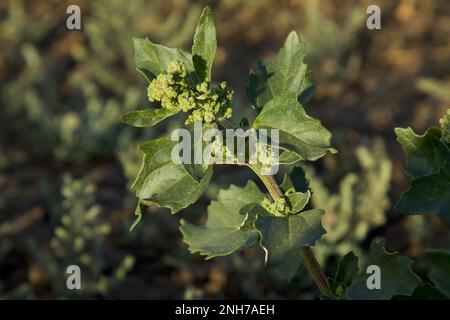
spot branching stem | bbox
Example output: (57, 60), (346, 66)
(216, 118), (333, 298)
(249, 165), (334, 298)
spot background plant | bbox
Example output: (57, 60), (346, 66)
(29, 175), (134, 298)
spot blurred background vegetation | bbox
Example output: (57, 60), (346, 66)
(0, 0), (449, 299)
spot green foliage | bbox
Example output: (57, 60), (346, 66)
(75, 0), (200, 95)
(253, 94), (336, 161)
(123, 59), (233, 126)
(421, 250), (450, 297)
(0, 1), (147, 163)
(302, 0), (365, 81)
(192, 7), (217, 82)
(123, 6), (333, 284)
(126, 8), (232, 126)
(256, 209), (325, 281)
(180, 179), (324, 281)
(1, 1), (448, 301)
(29, 175), (134, 298)
(121, 107), (179, 128)
(308, 139), (392, 263)
(328, 240), (449, 300)
(416, 78), (450, 102)
(23, 77), (140, 162)
(0, 1), (55, 70)
(343, 239), (421, 300)
(329, 252), (359, 297)
(121, 5), (449, 299)
(246, 31), (313, 110)
(389, 110), (450, 300)
(395, 110), (450, 222)
(131, 136), (213, 215)
(180, 181), (262, 259)
(133, 37), (195, 81)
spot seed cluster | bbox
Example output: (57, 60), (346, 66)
(440, 109), (450, 144)
(261, 197), (291, 217)
(255, 141), (277, 169)
(209, 138), (236, 163)
(147, 60), (233, 124)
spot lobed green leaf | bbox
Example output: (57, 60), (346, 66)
(395, 127), (450, 178)
(246, 31), (314, 110)
(255, 209), (326, 281)
(131, 136), (212, 214)
(253, 94), (336, 161)
(395, 127), (450, 221)
(395, 170), (450, 222)
(179, 181), (264, 259)
(346, 239), (421, 300)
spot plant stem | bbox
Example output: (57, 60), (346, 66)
(217, 117), (333, 298)
(301, 247), (334, 298)
(249, 164), (334, 298)
(249, 164), (284, 198)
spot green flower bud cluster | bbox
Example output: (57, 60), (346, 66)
(209, 137), (237, 163)
(147, 60), (190, 111)
(439, 109), (450, 144)
(147, 60), (233, 124)
(261, 197), (292, 217)
(255, 141), (277, 168)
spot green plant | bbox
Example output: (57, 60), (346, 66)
(303, 0), (365, 80)
(0, 1), (148, 163)
(121, 6), (448, 300)
(308, 138), (392, 264)
(389, 110), (450, 299)
(29, 175), (134, 298)
(73, 0), (200, 96)
(395, 109), (450, 222)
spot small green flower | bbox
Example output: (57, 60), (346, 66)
(146, 60), (233, 124)
(440, 109), (450, 144)
(255, 141), (277, 169)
